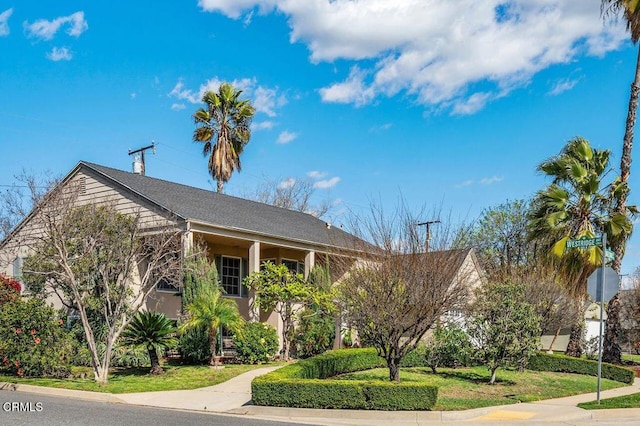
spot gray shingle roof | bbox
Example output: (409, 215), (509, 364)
(81, 161), (359, 250)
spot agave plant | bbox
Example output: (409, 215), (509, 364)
(121, 311), (177, 375)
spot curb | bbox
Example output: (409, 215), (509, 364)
(0, 382), (126, 404)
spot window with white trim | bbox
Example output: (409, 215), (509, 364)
(221, 256), (242, 296)
(282, 258), (305, 275)
(13, 256), (25, 293)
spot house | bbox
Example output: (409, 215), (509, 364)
(0, 161), (485, 351)
(0, 161), (365, 347)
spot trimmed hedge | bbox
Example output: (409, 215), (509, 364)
(252, 348), (438, 410)
(527, 353), (635, 384)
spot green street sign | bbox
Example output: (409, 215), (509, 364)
(605, 249), (615, 262)
(566, 236), (602, 249)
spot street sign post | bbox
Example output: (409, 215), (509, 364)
(565, 233), (612, 404)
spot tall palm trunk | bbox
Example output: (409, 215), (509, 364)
(217, 180), (224, 193)
(604, 44), (640, 364)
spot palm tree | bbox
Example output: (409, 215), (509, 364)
(601, 1), (640, 363)
(180, 284), (244, 366)
(192, 83), (255, 193)
(529, 137), (632, 356)
(120, 311), (178, 375)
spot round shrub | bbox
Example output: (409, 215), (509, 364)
(234, 322), (278, 364)
(0, 298), (74, 377)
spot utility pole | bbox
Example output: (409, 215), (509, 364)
(416, 220), (440, 253)
(128, 142), (156, 176)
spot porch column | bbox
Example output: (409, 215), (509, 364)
(304, 250), (315, 278)
(182, 229), (193, 254)
(248, 241), (261, 322)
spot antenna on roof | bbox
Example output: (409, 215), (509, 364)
(128, 141), (156, 176)
(416, 220), (440, 253)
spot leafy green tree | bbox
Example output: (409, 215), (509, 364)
(121, 311), (177, 375)
(528, 137), (635, 357)
(466, 199), (535, 281)
(424, 322), (474, 374)
(244, 262), (333, 360)
(178, 249), (219, 364)
(180, 284), (244, 365)
(193, 82), (255, 193)
(467, 281), (541, 384)
(293, 264), (336, 358)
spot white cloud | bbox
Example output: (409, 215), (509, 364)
(0, 8), (13, 37)
(252, 120), (275, 130)
(313, 177), (340, 189)
(456, 176), (503, 187)
(479, 176), (503, 185)
(277, 130), (298, 144)
(451, 92), (493, 115)
(320, 66), (375, 107)
(203, 1), (627, 114)
(455, 179), (475, 188)
(278, 178), (296, 189)
(168, 77), (286, 116)
(130, 92), (137, 99)
(307, 170), (327, 179)
(548, 77), (580, 96)
(24, 11), (88, 41)
(46, 47), (72, 61)
(171, 103), (186, 111)
(254, 86), (287, 117)
(198, 0), (277, 19)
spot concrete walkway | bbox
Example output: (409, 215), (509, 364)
(2, 368), (640, 425)
(116, 366), (281, 412)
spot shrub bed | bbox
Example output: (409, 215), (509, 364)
(252, 348), (438, 410)
(527, 353), (635, 384)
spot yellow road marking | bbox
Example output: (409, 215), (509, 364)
(473, 410), (536, 420)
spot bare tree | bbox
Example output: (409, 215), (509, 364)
(0, 170), (59, 240)
(21, 182), (182, 383)
(519, 265), (581, 352)
(337, 202), (473, 382)
(245, 176), (333, 218)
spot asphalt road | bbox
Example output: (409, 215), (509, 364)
(0, 391), (311, 426)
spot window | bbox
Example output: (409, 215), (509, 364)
(221, 256), (242, 296)
(156, 278), (180, 292)
(282, 258), (305, 275)
(13, 256), (25, 293)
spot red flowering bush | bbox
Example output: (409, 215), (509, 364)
(0, 297), (73, 377)
(0, 274), (21, 305)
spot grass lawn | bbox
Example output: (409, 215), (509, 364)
(578, 393), (640, 409)
(334, 367), (627, 411)
(0, 362), (284, 394)
(622, 353), (640, 364)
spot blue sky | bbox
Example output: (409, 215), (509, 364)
(2, 1), (640, 275)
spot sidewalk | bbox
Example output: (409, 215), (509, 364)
(2, 369), (639, 425)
